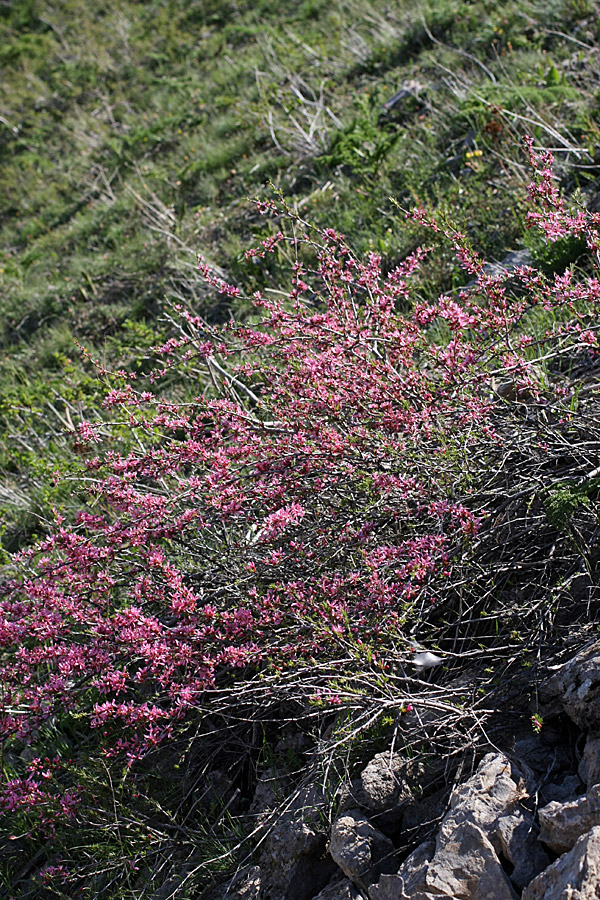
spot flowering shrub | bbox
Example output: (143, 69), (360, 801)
(1, 142), (600, 848)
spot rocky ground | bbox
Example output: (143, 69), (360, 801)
(202, 640), (600, 900)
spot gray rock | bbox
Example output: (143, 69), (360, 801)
(226, 867), (261, 900)
(539, 641), (600, 729)
(539, 774), (582, 805)
(336, 777), (370, 815)
(538, 784), (600, 854)
(437, 753), (527, 854)
(486, 249), (533, 278)
(248, 767), (290, 819)
(523, 825), (600, 899)
(513, 735), (572, 778)
(369, 841), (434, 899)
(580, 734), (600, 787)
(463, 249), (534, 291)
(339, 754), (440, 833)
(259, 784), (336, 900)
(201, 866), (261, 900)
(360, 752), (413, 813)
(370, 825), (517, 899)
(426, 821), (518, 900)
(329, 809), (396, 890)
(401, 787), (448, 844)
(312, 875), (361, 900)
(496, 811), (550, 890)
(369, 755), (524, 899)
(357, 752), (420, 831)
(387, 753), (531, 897)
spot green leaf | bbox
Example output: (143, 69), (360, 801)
(545, 63), (562, 87)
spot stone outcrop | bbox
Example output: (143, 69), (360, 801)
(523, 826), (600, 899)
(369, 841), (434, 899)
(497, 810), (550, 890)
(202, 865), (261, 900)
(437, 752), (527, 849)
(580, 733), (600, 788)
(258, 784), (336, 900)
(367, 752), (544, 899)
(540, 641), (600, 729)
(312, 875), (361, 900)
(538, 784), (600, 854)
(360, 752), (414, 814)
(205, 641), (600, 900)
(425, 820), (518, 900)
(328, 810), (396, 891)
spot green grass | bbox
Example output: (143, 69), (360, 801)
(0, 0), (594, 546)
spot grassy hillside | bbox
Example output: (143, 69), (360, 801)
(1, 0), (599, 550)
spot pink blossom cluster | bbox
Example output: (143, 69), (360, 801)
(1, 141), (599, 828)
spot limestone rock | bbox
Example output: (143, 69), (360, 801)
(580, 733), (600, 788)
(259, 784), (336, 900)
(336, 777), (370, 816)
(369, 841), (434, 899)
(312, 875), (361, 900)
(425, 821), (518, 900)
(540, 774), (582, 805)
(360, 752), (414, 813)
(339, 754), (441, 833)
(329, 809), (396, 890)
(437, 753), (526, 854)
(370, 824), (517, 899)
(538, 785), (600, 854)
(539, 641), (600, 729)
(248, 767), (289, 819)
(496, 811), (550, 890)
(369, 755), (524, 899)
(386, 753), (530, 898)
(523, 825), (600, 899)
(226, 867), (261, 900)
(201, 866), (261, 900)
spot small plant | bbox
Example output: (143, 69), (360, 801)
(531, 713), (544, 734)
(317, 95), (400, 175)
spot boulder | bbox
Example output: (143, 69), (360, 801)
(437, 753), (527, 854)
(425, 821), (518, 900)
(523, 825), (600, 899)
(540, 641), (600, 729)
(360, 752), (415, 813)
(338, 754), (442, 834)
(538, 784), (600, 854)
(226, 867), (261, 900)
(385, 753), (535, 897)
(369, 755), (526, 899)
(539, 774), (582, 805)
(201, 866), (261, 900)
(369, 841), (434, 899)
(336, 777), (370, 816)
(312, 875), (361, 900)
(248, 767), (290, 819)
(496, 811), (550, 890)
(580, 733), (600, 788)
(329, 809), (396, 891)
(259, 784), (336, 900)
